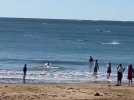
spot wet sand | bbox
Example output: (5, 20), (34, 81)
(0, 83), (133, 100)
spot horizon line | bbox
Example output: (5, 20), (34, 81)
(0, 16), (134, 22)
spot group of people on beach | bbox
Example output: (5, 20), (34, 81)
(22, 56), (134, 86)
(89, 56), (134, 86)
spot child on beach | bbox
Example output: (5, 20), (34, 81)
(107, 62), (112, 79)
(93, 60), (99, 77)
(117, 64), (125, 86)
(128, 64), (133, 86)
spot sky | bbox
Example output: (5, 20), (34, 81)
(0, 0), (134, 21)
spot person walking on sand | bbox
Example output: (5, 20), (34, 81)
(117, 64), (125, 86)
(94, 60), (99, 77)
(128, 64), (133, 86)
(89, 56), (94, 72)
(23, 64), (27, 84)
(107, 62), (112, 79)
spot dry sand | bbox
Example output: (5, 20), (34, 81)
(0, 83), (133, 100)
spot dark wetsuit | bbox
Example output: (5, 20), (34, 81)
(94, 62), (99, 74)
(107, 66), (111, 74)
(23, 64), (27, 83)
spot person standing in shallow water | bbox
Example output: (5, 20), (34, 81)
(107, 62), (112, 79)
(23, 64), (27, 84)
(128, 64), (133, 86)
(94, 60), (99, 77)
(89, 56), (94, 72)
(117, 64), (125, 86)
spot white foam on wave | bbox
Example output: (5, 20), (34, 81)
(0, 69), (128, 84)
(0, 70), (127, 83)
(101, 41), (120, 45)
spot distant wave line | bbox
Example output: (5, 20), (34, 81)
(101, 41), (120, 45)
(0, 58), (130, 66)
(0, 59), (88, 65)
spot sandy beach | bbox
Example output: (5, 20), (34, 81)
(0, 83), (133, 100)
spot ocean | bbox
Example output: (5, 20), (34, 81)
(0, 18), (134, 83)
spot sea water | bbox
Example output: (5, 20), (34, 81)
(0, 18), (134, 83)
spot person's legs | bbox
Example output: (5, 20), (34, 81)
(23, 75), (25, 84)
(120, 73), (123, 86)
(130, 79), (132, 86)
(23, 72), (26, 84)
(107, 73), (110, 79)
(128, 80), (130, 86)
(109, 73), (110, 78)
(120, 79), (122, 86)
(89, 62), (93, 73)
(117, 72), (120, 85)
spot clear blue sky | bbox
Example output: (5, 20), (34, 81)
(0, 0), (134, 21)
